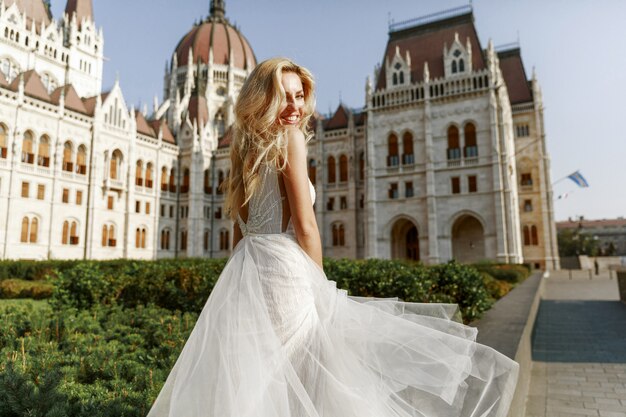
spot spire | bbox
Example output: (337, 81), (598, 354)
(65, 0), (94, 26)
(210, 0), (225, 20)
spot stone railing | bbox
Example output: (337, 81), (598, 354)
(370, 69), (491, 111)
(472, 271), (545, 417)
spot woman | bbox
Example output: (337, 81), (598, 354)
(147, 58), (518, 417)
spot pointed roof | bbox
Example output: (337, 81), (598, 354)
(376, 8), (485, 90)
(187, 95), (209, 127)
(148, 119), (176, 145)
(354, 111), (366, 127)
(9, 70), (50, 101)
(50, 84), (88, 114)
(217, 126), (233, 149)
(135, 111), (157, 137)
(3, 0), (51, 28)
(82, 91), (109, 116)
(497, 47), (533, 105)
(324, 104), (350, 130)
(64, 0), (93, 26)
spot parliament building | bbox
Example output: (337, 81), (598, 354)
(0, 0), (559, 268)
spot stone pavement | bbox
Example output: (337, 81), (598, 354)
(525, 271), (626, 417)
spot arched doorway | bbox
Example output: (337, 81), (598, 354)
(391, 218), (420, 261)
(451, 215), (485, 263)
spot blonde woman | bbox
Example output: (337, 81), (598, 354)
(147, 58), (518, 417)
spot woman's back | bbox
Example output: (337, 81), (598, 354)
(236, 164), (316, 238)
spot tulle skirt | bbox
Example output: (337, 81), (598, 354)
(147, 233), (518, 417)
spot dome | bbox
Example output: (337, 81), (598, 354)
(174, 2), (256, 71)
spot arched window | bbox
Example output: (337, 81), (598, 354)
(180, 230), (188, 250)
(161, 229), (171, 250)
(76, 145), (87, 174)
(339, 155), (348, 182)
(135, 160), (144, 186)
(135, 228), (147, 249)
(452, 60), (458, 74)
(62, 141), (73, 171)
(359, 152), (365, 180)
(203, 229), (210, 252)
(392, 73), (398, 85)
(145, 163), (153, 188)
(19, 217), (39, 243)
(102, 224), (108, 247)
(214, 111), (225, 138)
(204, 169), (211, 194)
(37, 135), (50, 167)
(387, 134), (399, 166)
(0, 57), (19, 82)
(327, 156), (336, 183)
(182, 168), (190, 193)
(108, 225), (116, 247)
(22, 131), (34, 164)
(21, 217), (29, 243)
(110, 150), (123, 180)
(161, 167), (168, 191)
(447, 126), (460, 160)
(459, 59), (465, 72)
(399, 72), (404, 84)
(464, 123), (478, 158)
(0, 123), (7, 158)
(308, 159), (316, 185)
(217, 170), (224, 195)
(402, 132), (414, 165)
(523, 225), (530, 246)
(62, 221), (69, 244)
(219, 229), (230, 251)
(531, 225), (539, 246)
(29, 218), (38, 243)
(332, 223), (346, 247)
(70, 221), (78, 245)
(169, 168), (176, 193)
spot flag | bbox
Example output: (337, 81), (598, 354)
(567, 171), (589, 188)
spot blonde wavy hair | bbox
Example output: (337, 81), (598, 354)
(224, 57), (316, 221)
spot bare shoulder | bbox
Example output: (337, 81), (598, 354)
(285, 126), (305, 149)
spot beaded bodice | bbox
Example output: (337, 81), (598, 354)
(237, 165), (315, 237)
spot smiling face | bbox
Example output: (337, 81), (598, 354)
(277, 71), (305, 126)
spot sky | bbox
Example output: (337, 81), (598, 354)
(49, 0), (626, 222)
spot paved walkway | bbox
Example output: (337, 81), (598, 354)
(525, 271), (626, 417)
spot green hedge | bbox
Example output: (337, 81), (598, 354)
(46, 258), (492, 322)
(0, 279), (54, 299)
(0, 258), (515, 323)
(0, 260), (80, 282)
(473, 262), (530, 283)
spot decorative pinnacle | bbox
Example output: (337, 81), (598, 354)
(210, 0), (225, 19)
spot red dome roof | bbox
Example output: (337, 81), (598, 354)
(174, 18), (256, 70)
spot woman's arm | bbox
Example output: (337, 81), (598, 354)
(282, 127), (323, 267)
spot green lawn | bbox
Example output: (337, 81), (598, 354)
(0, 298), (49, 312)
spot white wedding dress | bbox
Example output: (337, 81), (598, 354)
(147, 164), (518, 417)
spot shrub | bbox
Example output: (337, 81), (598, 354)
(0, 279), (54, 299)
(473, 262), (530, 283)
(51, 258), (227, 312)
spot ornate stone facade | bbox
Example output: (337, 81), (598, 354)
(310, 7), (559, 269)
(0, 2), (559, 268)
